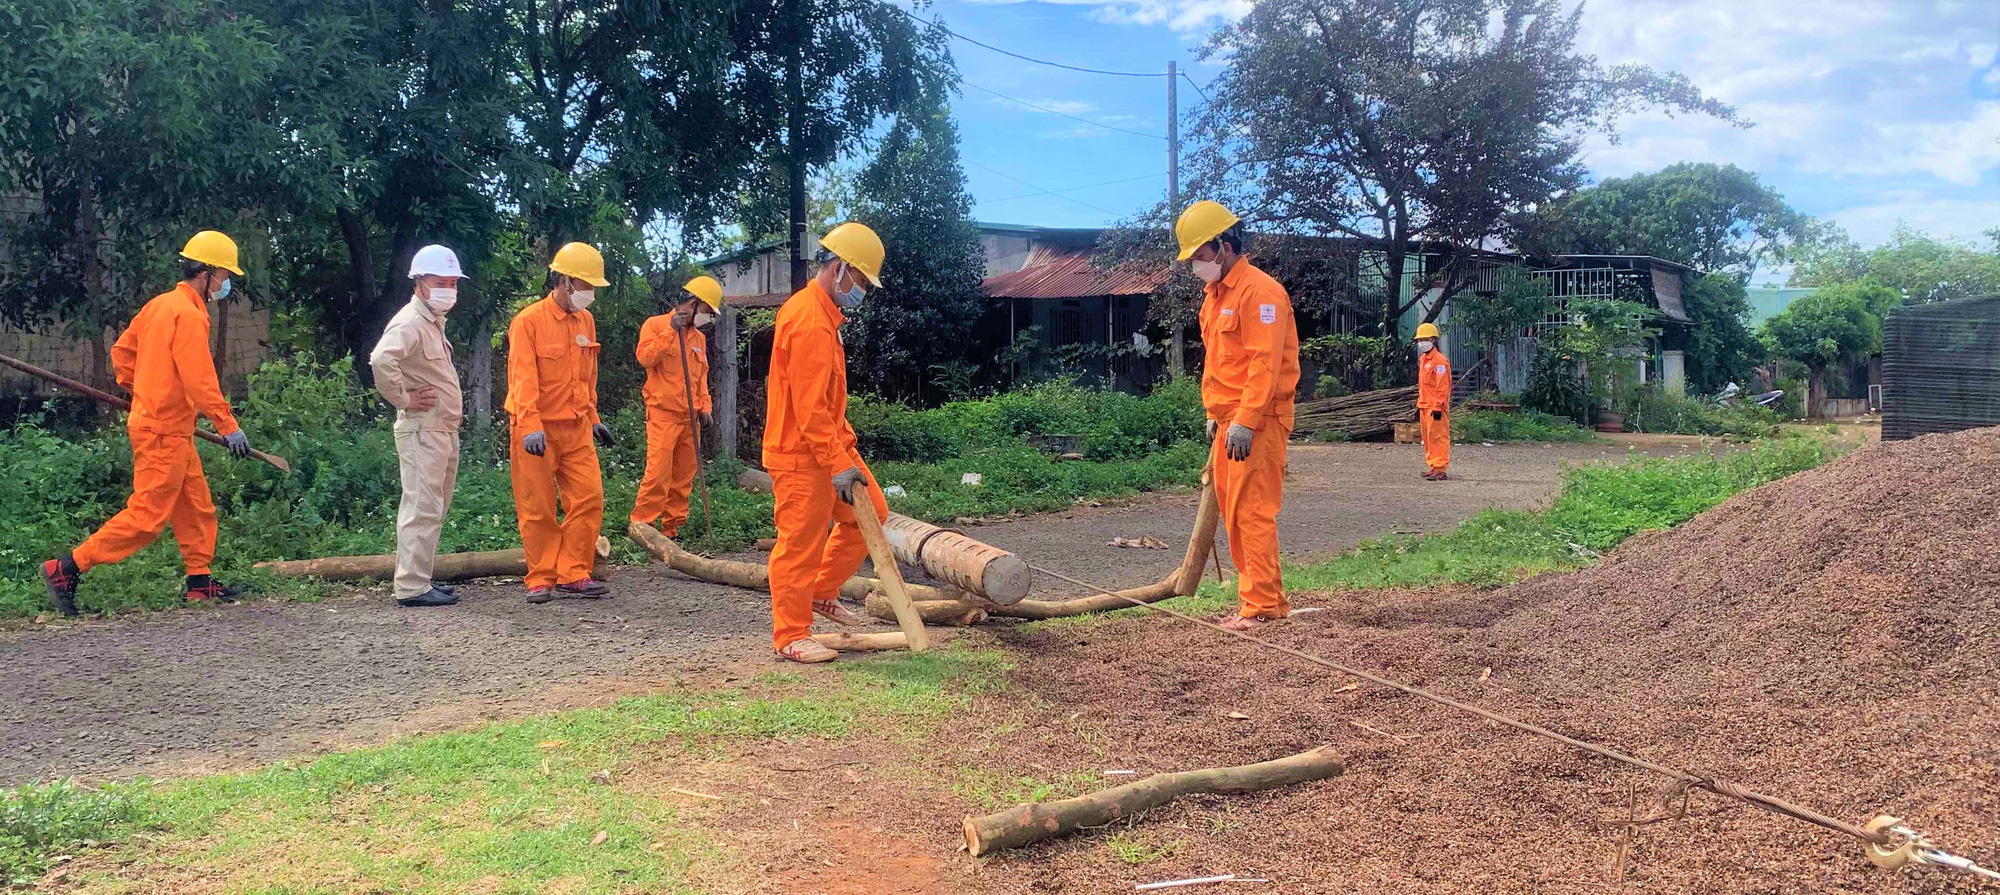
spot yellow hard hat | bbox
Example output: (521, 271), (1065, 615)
(1414, 322), (1441, 340)
(820, 222), (883, 287)
(683, 275), (723, 311)
(1175, 200), (1240, 261)
(549, 242), (610, 288)
(179, 230), (244, 276)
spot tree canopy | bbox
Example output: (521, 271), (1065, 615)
(1528, 162), (1807, 276)
(1790, 224), (2000, 306)
(1186, 0), (1739, 338)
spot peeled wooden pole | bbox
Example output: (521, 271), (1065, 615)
(258, 537), (611, 581)
(847, 487), (930, 651)
(737, 467), (1030, 603)
(627, 521), (959, 602)
(962, 745), (1344, 857)
(863, 592), (988, 627)
(1170, 480), (1221, 596)
(984, 578), (1180, 620)
(811, 631), (914, 652)
(0, 351), (291, 472)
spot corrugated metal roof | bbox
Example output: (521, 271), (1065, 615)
(981, 245), (1170, 299)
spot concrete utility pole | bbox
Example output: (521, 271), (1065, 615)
(716, 301), (739, 459)
(786, 0), (809, 292)
(1167, 60), (1185, 379)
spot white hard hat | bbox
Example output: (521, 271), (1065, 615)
(408, 244), (466, 279)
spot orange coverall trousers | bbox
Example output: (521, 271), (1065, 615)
(630, 410), (698, 536)
(1213, 421), (1289, 619)
(767, 454), (888, 651)
(509, 418), (604, 589)
(1422, 411), (1451, 472)
(73, 431), (216, 575)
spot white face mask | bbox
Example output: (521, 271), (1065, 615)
(568, 288), (596, 311)
(1192, 260), (1223, 284)
(424, 287), (458, 314)
(1417, 340), (1435, 354)
(694, 312), (714, 328)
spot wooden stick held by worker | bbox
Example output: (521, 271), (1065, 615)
(0, 351), (289, 472)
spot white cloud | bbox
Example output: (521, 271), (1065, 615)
(963, 0), (1248, 31)
(1037, 126), (1112, 139)
(986, 95), (1100, 116)
(1825, 194), (2000, 248)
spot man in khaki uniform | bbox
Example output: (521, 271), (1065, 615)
(369, 244), (466, 608)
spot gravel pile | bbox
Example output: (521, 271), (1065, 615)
(964, 428), (2000, 893)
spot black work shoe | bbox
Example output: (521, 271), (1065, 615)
(397, 587), (460, 608)
(42, 554), (79, 618)
(434, 583), (458, 595)
(185, 575), (244, 604)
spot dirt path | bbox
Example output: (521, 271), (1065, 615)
(0, 439), (1707, 785)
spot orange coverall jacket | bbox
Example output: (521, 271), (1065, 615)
(505, 295), (602, 429)
(636, 317), (712, 415)
(116, 283), (240, 438)
(1417, 348), (1453, 413)
(762, 281), (858, 472)
(1199, 260), (1299, 432)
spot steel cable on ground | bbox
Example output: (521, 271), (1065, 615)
(1019, 560), (1996, 877)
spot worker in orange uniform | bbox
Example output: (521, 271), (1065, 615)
(630, 275), (720, 537)
(1176, 201), (1300, 632)
(41, 231), (258, 618)
(507, 242), (615, 604)
(1414, 322), (1452, 480)
(763, 222), (886, 664)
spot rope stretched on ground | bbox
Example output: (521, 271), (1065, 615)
(1022, 561), (1991, 873)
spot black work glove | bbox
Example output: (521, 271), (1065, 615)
(1432, 410), (1442, 421)
(223, 430), (252, 458)
(830, 466), (869, 504)
(592, 422), (614, 447)
(522, 431), (546, 457)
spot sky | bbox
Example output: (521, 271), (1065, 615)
(926, 0), (2000, 255)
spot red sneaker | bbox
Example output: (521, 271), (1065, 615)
(42, 555), (79, 618)
(185, 576), (244, 604)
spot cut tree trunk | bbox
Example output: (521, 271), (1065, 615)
(257, 537), (612, 582)
(1170, 481), (1220, 596)
(862, 592), (988, 627)
(736, 468), (1030, 603)
(984, 578), (1179, 620)
(627, 522), (959, 603)
(962, 745), (1344, 857)
(848, 490), (930, 651)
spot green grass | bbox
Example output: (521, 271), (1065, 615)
(1450, 409), (1598, 444)
(1038, 437), (1841, 628)
(6, 647), (1008, 893)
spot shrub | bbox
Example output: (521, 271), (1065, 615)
(1623, 387), (1779, 437)
(1451, 409), (1596, 444)
(1520, 348), (1591, 422)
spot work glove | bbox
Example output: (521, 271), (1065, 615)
(1432, 410), (1443, 421)
(830, 466), (869, 504)
(592, 422), (614, 448)
(522, 430), (546, 457)
(1206, 418), (1217, 439)
(700, 411), (714, 430)
(1225, 423), (1254, 462)
(223, 430), (252, 459)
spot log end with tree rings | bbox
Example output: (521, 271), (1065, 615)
(980, 556), (1033, 604)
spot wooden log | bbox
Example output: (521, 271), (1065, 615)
(738, 466), (1030, 604)
(961, 745), (1344, 857)
(1170, 481), (1220, 596)
(847, 488), (930, 652)
(811, 631), (912, 652)
(258, 537), (612, 582)
(863, 592), (988, 627)
(629, 522), (960, 603)
(984, 578), (1179, 620)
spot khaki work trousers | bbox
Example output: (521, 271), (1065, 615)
(394, 429), (461, 598)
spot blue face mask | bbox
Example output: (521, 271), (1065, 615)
(832, 263), (865, 308)
(212, 277), (232, 302)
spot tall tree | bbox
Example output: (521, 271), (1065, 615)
(724, 0), (953, 290)
(1791, 223), (2000, 305)
(1527, 162), (1807, 277)
(0, 0), (282, 348)
(1760, 282), (1894, 415)
(849, 106), (988, 403)
(1187, 0), (1738, 338)
(1679, 272), (1760, 394)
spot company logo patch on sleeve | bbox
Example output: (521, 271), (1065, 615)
(1259, 303), (1277, 324)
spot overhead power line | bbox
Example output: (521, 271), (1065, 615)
(894, 5), (1167, 78)
(962, 80), (1165, 141)
(1180, 71), (1210, 103)
(965, 160), (1127, 217)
